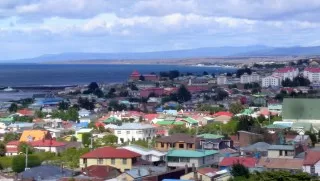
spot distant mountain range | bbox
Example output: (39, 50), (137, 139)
(11, 45), (320, 63)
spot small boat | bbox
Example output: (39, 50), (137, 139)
(2, 87), (19, 92)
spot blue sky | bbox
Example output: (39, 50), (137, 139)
(1, 0), (320, 60)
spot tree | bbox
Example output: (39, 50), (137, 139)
(4, 132), (20, 143)
(214, 88), (229, 101)
(229, 103), (244, 115)
(78, 97), (95, 110)
(257, 115), (266, 124)
(8, 103), (18, 113)
(237, 116), (257, 132)
(169, 125), (190, 135)
(176, 85), (191, 102)
(230, 162), (249, 178)
(0, 142), (6, 156)
(250, 170), (313, 181)
(81, 133), (92, 146)
(18, 142), (35, 154)
(101, 135), (118, 146)
(58, 101), (69, 110)
(305, 131), (317, 146)
(236, 68), (252, 78)
(203, 71), (208, 76)
(70, 136), (77, 142)
(12, 155), (41, 173)
(168, 70), (180, 80)
(59, 147), (90, 169)
(139, 75), (145, 81)
(88, 82), (99, 91)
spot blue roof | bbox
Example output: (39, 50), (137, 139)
(76, 122), (89, 128)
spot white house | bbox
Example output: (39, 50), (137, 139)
(261, 75), (282, 88)
(78, 109), (91, 118)
(273, 67), (299, 80)
(240, 72), (260, 84)
(114, 123), (157, 144)
(303, 149), (320, 175)
(217, 75), (227, 85)
(121, 145), (166, 163)
(303, 67), (320, 83)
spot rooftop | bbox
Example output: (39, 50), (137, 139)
(268, 145), (294, 151)
(197, 134), (224, 139)
(156, 133), (197, 144)
(167, 149), (218, 158)
(81, 146), (141, 159)
(113, 123), (155, 130)
(219, 157), (257, 168)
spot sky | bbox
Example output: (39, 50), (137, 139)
(1, 0), (320, 60)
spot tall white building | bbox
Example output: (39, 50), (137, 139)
(303, 67), (320, 83)
(262, 75), (282, 88)
(273, 67), (299, 80)
(114, 123), (157, 144)
(217, 75), (227, 85)
(240, 72), (260, 84)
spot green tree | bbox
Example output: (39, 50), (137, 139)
(229, 102), (244, 114)
(59, 147), (90, 169)
(176, 85), (191, 102)
(8, 103), (18, 113)
(66, 107), (79, 121)
(139, 75), (145, 81)
(169, 125), (190, 135)
(3, 132), (20, 143)
(305, 131), (317, 146)
(0, 142), (6, 156)
(230, 162), (249, 178)
(58, 101), (70, 110)
(18, 142), (35, 154)
(12, 155), (41, 173)
(88, 82), (99, 91)
(70, 136), (77, 142)
(101, 135), (118, 145)
(250, 170), (312, 181)
(203, 71), (208, 75)
(81, 133), (92, 146)
(237, 116), (257, 132)
(257, 115), (266, 124)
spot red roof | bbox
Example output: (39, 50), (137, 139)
(275, 67), (296, 73)
(144, 114), (158, 122)
(7, 141), (20, 146)
(131, 70), (140, 76)
(213, 111), (233, 117)
(305, 67), (320, 73)
(17, 109), (34, 116)
(30, 139), (66, 147)
(303, 150), (320, 165)
(219, 157), (257, 168)
(81, 147), (141, 159)
(6, 147), (18, 153)
(82, 165), (120, 179)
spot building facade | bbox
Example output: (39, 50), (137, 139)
(273, 67), (299, 80)
(217, 75), (227, 85)
(303, 67), (320, 83)
(114, 123), (157, 144)
(240, 72), (260, 84)
(261, 75), (282, 88)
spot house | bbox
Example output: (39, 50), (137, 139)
(121, 145), (166, 164)
(180, 167), (231, 181)
(140, 88), (164, 98)
(18, 165), (73, 180)
(257, 157), (303, 172)
(81, 165), (121, 180)
(78, 109), (91, 118)
(16, 108), (34, 117)
(30, 139), (81, 154)
(75, 128), (93, 142)
(116, 168), (153, 181)
(5, 141), (19, 156)
(155, 133), (199, 152)
(267, 145), (299, 159)
(197, 134), (233, 150)
(19, 130), (52, 142)
(166, 149), (218, 168)
(113, 123), (156, 144)
(240, 142), (271, 157)
(303, 148), (320, 175)
(236, 131), (264, 147)
(80, 146), (141, 172)
(129, 71), (159, 81)
(217, 75), (227, 85)
(219, 157), (257, 169)
(303, 67), (320, 83)
(273, 67), (299, 80)
(7, 122), (35, 132)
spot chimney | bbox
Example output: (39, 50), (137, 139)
(137, 169), (141, 176)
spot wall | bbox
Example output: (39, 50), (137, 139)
(155, 142), (195, 152)
(115, 128), (157, 144)
(267, 150), (294, 159)
(80, 158), (133, 172)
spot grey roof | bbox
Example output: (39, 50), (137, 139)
(241, 142), (271, 152)
(268, 145), (294, 151)
(19, 165), (73, 180)
(114, 123), (155, 130)
(293, 135), (310, 142)
(126, 168), (150, 178)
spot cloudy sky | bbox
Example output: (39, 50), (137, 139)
(1, 0), (320, 60)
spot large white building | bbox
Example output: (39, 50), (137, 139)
(240, 72), (260, 84)
(262, 75), (282, 88)
(217, 75), (227, 85)
(114, 123), (157, 144)
(273, 67), (299, 80)
(303, 67), (320, 83)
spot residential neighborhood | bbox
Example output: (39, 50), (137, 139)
(1, 59), (320, 180)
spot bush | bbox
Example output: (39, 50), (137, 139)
(0, 156), (13, 169)
(12, 155), (41, 173)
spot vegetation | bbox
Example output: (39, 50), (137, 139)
(8, 103), (18, 113)
(108, 100), (127, 111)
(236, 67), (252, 78)
(18, 142), (35, 154)
(59, 147), (90, 169)
(281, 77), (310, 87)
(13, 116), (33, 123)
(3, 132), (20, 144)
(176, 85), (192, 102)
(12, 155), (41, 173)
(51, 107), (79, 121)
(58, 101), (70, 110)
(0, 142), (6, 157)
(83, 82), (104, 98)
(78, 97), (95, 110)
(230, 162), (250, 178)
(229, 102), (244, 115)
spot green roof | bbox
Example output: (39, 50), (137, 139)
(156, 121), (185, 126)
(0, 117), (14, 122)
(103, 116), (120, 123)
(240, 109), (253, 115)
(291, 122), (312, 131)
(197, 134), (224, 139)
(167, 149), (218, 158)
(268, 104), (282, 110)
(265, 124), (289, 129)
(183, 117), (198, 124)
(282, 98), (320, 120)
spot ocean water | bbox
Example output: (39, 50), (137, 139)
(0, 64), (236, 86)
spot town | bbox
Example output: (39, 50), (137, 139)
(1, 59), (320, 181)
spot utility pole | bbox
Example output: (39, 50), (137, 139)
(25, 146), (28, 171)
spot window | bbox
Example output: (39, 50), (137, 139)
(98, 158), (103, 164)
(279, 150), (283, 156)
(179, 144), (184, 148)
(188, 143), (193, 148)
(122, 159), (127, 164)
(117, 131), (121, 134)
(161, 143), (164, 148)
(111, 158), (115, 165)
(127, 131), (130, 134)
(83, 158), (87, 164)
(311, 165), (315, 174)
